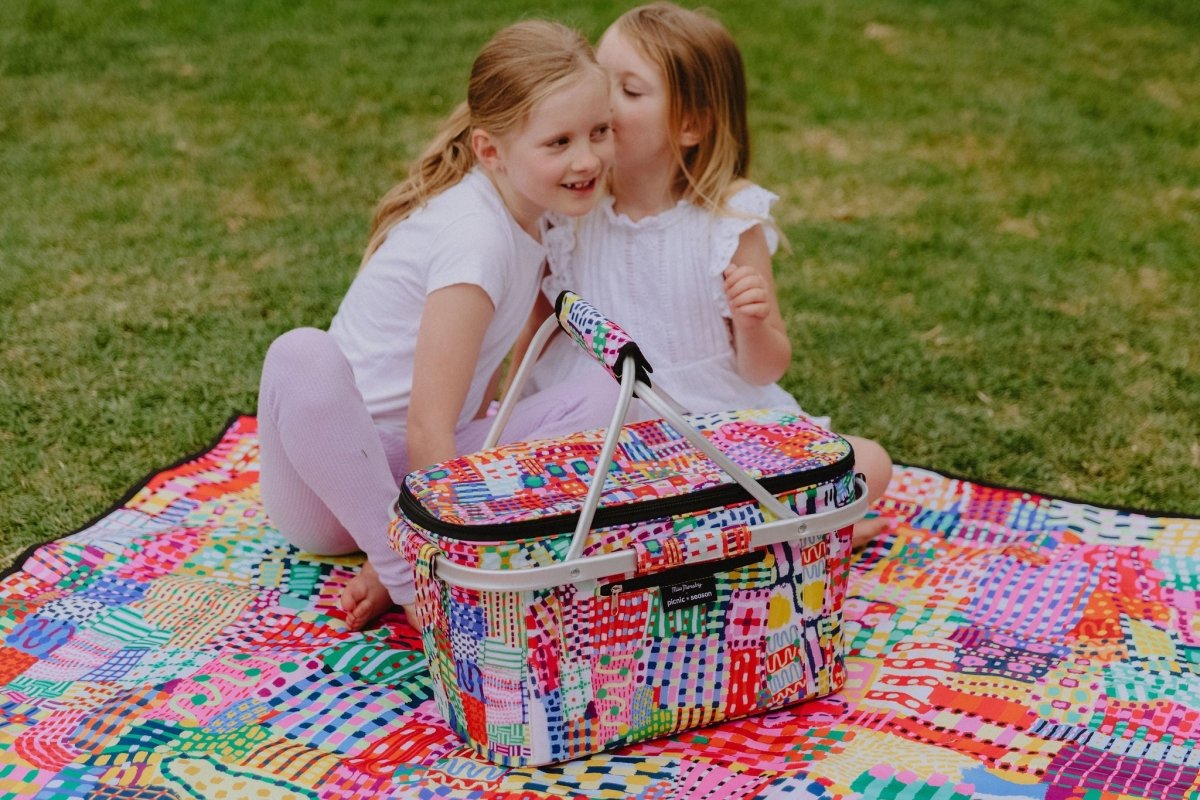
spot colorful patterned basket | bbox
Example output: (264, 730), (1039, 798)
(389, 292), (866, 766)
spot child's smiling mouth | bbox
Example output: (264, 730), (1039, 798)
(563, 178), (597, 192)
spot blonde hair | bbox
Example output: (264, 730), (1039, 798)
(611, 2), (750, 212)
(362, 21), (602, 265)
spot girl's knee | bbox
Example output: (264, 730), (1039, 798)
(518, 373), (625, 440)
(260, 328), (357, 418)
(574, 374), (625, 425)
(845, 435), (893, 502)
(263, 327), (340, 376)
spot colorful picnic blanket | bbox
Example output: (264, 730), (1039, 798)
(1, 415), (1198, 799)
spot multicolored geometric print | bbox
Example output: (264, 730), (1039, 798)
(554, 291), (652, 384)
(2, 415), (1199, 798)
(402, 528), (854, 768)
(394, 409), (856, 765)
(395, 409), (855, 566)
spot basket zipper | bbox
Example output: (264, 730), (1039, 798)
(396, 453), (854, 542)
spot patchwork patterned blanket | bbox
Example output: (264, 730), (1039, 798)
(2, 415), (1198, 799)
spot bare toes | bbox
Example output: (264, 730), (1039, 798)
(339, 562), (393, 631)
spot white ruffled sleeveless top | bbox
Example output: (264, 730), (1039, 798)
(532, 183), (810, 417)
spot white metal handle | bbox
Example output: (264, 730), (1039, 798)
(473, 296), (837, 582)
(431, 476), (868, 592)
(483, 315), (560, 450)
(634, 380), (799, 521)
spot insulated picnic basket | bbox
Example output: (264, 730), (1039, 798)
(389, 291), (867, 766)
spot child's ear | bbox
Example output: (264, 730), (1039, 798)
(679, 112), (710, 148)
(471, 129), (503, 171)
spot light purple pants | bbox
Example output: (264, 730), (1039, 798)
(257, 327), (621, 605)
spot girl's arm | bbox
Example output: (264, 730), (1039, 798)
(724, 224), (792, 385)
(408, 283), (495, 468)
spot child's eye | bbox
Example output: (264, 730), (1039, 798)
(622, 85), (642, 98)
(591, 124), (611, 141)
(546, 137), (570, 148)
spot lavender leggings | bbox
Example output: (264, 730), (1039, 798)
(257, 327), (620, 605)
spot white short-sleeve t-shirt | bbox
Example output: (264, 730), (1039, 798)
(329, 168), (545, 434)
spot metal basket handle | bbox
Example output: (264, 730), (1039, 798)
(484, 291), (667, 451)
(483, 292), (806, 566)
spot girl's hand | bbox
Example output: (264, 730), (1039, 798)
(723, 264), (771, 323)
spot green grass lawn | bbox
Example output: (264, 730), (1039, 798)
(2, 0), (1197, 566)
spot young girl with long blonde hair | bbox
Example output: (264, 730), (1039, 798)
(530, 2), (893, 543)
(258, 20), (614, 630)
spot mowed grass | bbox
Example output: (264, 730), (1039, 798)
(2, 0), (1197, 565)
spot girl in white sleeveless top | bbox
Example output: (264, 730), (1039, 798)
(537, 183), (801, 416)
(529, 3), (893, 546)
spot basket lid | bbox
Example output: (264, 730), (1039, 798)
(398, 409), (853, 541)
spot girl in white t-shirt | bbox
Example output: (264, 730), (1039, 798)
(258, 20), (614, 630)
(530, 3), (893, 545)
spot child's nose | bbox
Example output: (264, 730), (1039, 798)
(572, 144), (601, 173)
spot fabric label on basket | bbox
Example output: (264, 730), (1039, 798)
(599, 551), (766, 598)
(661, 575), (717, 611)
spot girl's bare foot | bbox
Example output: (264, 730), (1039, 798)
(340, 560), (394, 630)
(851, 516), (888, 549)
